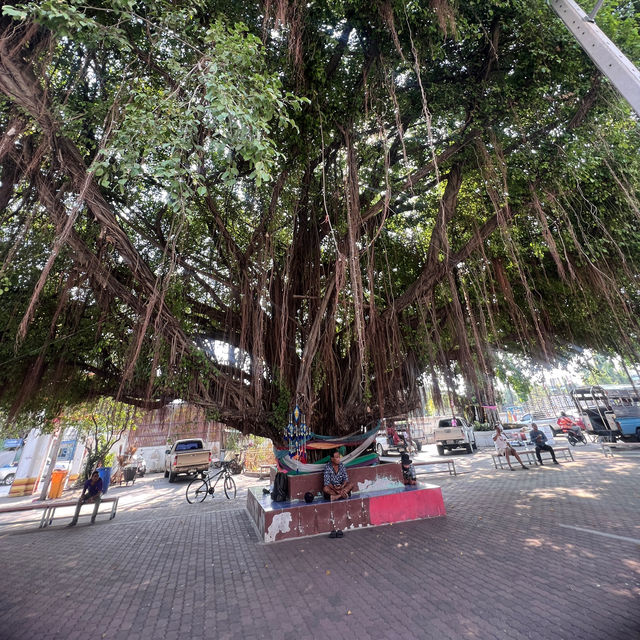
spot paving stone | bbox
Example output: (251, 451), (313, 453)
(0, 448), (639, 639)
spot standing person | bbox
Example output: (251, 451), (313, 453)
(529, 423), (559, 465)
(493, 425), (529, 471)
(68, 471), (103, 526)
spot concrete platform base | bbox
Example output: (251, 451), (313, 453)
(247, 482), (446, 543)
(283, 462), (404, 500)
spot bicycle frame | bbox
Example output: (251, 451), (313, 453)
(207, 464), (232, 491)
(186, 461), (236, 503)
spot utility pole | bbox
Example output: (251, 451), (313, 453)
(549, 0), (640, 116)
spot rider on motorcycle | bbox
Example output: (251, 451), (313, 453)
(557, 412), (576, 431)
(557, 412), (585, 432)
(558, 412), (587, 444)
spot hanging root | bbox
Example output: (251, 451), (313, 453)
(377, 1), (405, 60)
(261, 0), (306, 85)
(430, 0), (457, 39)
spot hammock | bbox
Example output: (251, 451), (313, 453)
(275, 426), (380, 474)
(313, 451), (378, 468)
(305, 424), (380, 445)
(303, 424), (381, 450)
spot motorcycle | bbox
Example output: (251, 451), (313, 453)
(566, 425), (587, 446)
(228, 451), (245, 475)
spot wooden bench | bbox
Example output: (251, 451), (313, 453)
(491, 446), (575, 469)
(601, 442), (640, 458)
(0, 496), (119, 528)
(413, 459), (457, 476)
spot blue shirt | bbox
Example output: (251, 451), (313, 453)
(530, 429), (547, 447)
(323, 462), (348, 487)
(84, 477), (103, 497)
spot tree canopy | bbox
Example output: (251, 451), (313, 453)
(1, 0), (640, 441)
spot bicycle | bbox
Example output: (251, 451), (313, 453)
(185, 461), (237, 503)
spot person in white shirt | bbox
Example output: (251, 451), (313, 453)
(493, 425), (529, 471)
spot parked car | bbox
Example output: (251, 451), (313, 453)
(0, 463), (18, 485)
(164, 439), (212, 482)
(435, 417), (477, 455)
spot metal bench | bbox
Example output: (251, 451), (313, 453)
(259, 464), (275, 479)
(601, 442), (640, 458)
(413, 459), (457, 476)
(491, 446), (574, 469)
(0, 496), (119, 528)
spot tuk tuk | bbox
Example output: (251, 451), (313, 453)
(570, 385), (640, 442)
(374, 417), (421, 457)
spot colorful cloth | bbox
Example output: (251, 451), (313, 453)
(275, 428), (379, 474)
(305, 425), (381, 449)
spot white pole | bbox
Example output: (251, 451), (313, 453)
(38, 425), (62, 501)
(549, 0), (640, 116)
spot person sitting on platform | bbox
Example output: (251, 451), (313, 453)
(529, 423), (559, 465)
(400, 453), (417, 485)
(322, 449), (354, 501)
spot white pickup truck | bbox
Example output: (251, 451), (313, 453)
(164, 439), (211, 482)
(435, 417), (477, 455)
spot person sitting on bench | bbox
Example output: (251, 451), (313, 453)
(529, 423), (559, 465)
(322, 450), (354, 501)
(68, 471), (103, 526)
(493, 425), (529, 471)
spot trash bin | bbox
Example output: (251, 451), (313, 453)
(123, 466), (136, 484)
(97, 467), (112, 495)
(48, 469), (68, 499)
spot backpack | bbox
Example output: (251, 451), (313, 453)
(271, 472), (288, 502)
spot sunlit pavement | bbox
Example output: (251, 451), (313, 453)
(1, 444), (638, 640)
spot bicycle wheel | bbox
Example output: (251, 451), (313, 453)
(223, 475), (236, 499)
(186, 478), (209, 504)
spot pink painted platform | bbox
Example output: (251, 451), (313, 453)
(280, 463), (405, 500)
(247, 482), (446, 543)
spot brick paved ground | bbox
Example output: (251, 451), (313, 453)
(0, 443), (638, 640)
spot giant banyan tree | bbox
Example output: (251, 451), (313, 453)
(1, 1), (639, 441)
